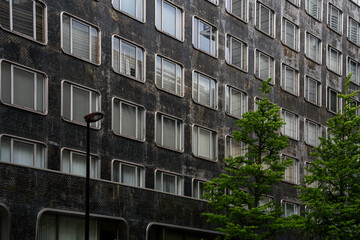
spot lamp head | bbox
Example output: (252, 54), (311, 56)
(84, 112), (104, 123)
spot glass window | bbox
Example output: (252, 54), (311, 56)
(305, 120), (321, 147)
(61, 81), (101, 128)
(61, 149), (100, 179)
(192, 71), (217, 109)
(305, 32), (321, 63)
(348, 18), (360, 46)
(206, 0), (218, 4)
(348, 57), (360, 85)
(327, 88), (340, 113)
(155, 113), (183, 151)
(283, 156), (299, 184)
(255, 50), (274, 82)
(155, 55), (183, 96)
(61, 13), (100, 64)
(304, 162), (318, 188)
(192, 125), (217, 161)
(225, 136), (246, 158)
(155, 0), (183, 40)
(112, 98), (145, 141)
(351, 100), (360, 116)
(282, 110), (298, 139)
(225, 86), (247, 118)
(193, 17), (218, 57)
(112, 0), (144, 22)
(192, 179), (207, 199)
(255, 2), (274, 37)
(1, 60), (47, 114)
(305, 0), (322, 21)
(327, 4), (342, 33)
(282, 201), (300, 216)
(351, 0), (360, 6)
(112, 160), (144, 187)
(0, 135), (46, 168)
(112, 36), (145, 82)
(327, 46), (342, 75)
(287, 0), (299, 6)
(304, 76), (321, 106)
(225, 35), (247, 71)
(0, 204), (10, 240)
(155, 170), (183, 195)
(226, 0), (247, 21)
(0, 0), (47, 43)
(282, 18), (299, 51)
(281, 64), (298, 95)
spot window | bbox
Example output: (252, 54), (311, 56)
(348, 18), (360, 45)
(155, 170), (183, 195)
(155, 113), (183, 152)
(0, 60), (47, 114)
(351, 100), (360, 116)
(155, 55), (183, 96)
(61, 13), (100, 64)
(0, 204), (10, 240)
(37, 211), (128, 240)
(225, 135), (246, 158)
(304, 162), (318, 188)
(225, 86), (247, 118)
(305, 0), (322, 21)
(155, 0), (183, 40)
(112, 98), (145, 141)
(0, 0), (47, 43)
(327, 4), (342, 33)
(148, 224), (220, 240)
(61, 149), (100, 179)
(112, 0), (145, 22)
(192, 179), (206, 199)
(225, 34), (247, 71)
(206, 0), (218, 5)
(283, 156), (299, 184)
(281, 18), (299, 51)
(282, 110), (298, 139)
(112, 36), (145, 82)
(61, 81), (101, 128)
(287, 0), (299, 6)
(327, 46), (342, 75)
(348, 57), (360, 85)
(112, 160), (145, 187)
(0, 135), (46, 168)
(281, 64), (298, 95)
(226, 0), (247, 21)
(351, 0), (360, 6)
(327, 88), (341, 113)
(255, 50), (274, 82)
(193, 17), (218, 57)
(305, 32), (322, 63)
(192, 71), (217, 109)
(192, 125), (217, 161)
(282, 201), (300, 216)
(255, 2), (275, 37)
(304, 76), (321, 106)
(305, 120), (321, 146)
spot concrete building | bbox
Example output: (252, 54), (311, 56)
(0, 0), (360, 239)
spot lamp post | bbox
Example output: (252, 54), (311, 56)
(84, 112), (104, 240)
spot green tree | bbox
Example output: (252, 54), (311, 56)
(202, 79), (293, 240)
(298, 74), (360, 239)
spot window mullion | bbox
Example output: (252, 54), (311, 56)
(161, 173), (164, 192)
(119, 102), (123, 134)
(9, 0), (13, 31)
(70, 85), (73, 121)
(174, 119), (177, 150)
(33, 143), (36, 167)
(70, 18), (73, 54)
(10, 139), (14, 163)
(135, 47), (138, 79)
(135, 107), (138, 138)
(161, 115), (164, 145)
(34, 73), (37, 111)
(161, 58), (164, 89)
(89, 27), (92, 62)
(209, 131), (213, 159)
(161, 1), (164, 30)
(33, 1), (36, 39)
(70, 152), (73, 173)
(119, 163), (122, 183)
(10, 65), (14, 104)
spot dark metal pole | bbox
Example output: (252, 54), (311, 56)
(85, 120), (90, 240)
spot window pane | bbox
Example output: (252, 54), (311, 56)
(12, 0), (34, 38)
(163, 174), (175, 193)
(198, 75), (210, 106)
(162, 117), (176, 149)
(0, 136), (11, 163)
(113, 37), (120, 72)
(13, 67), (35, 109)
(163, 2), (176, 36)
(231, 38), (243, 68)
(13, 140), (34, 166)
(121, 164), (136, 186)
(121, 42), (136, 77)
(199, 128), (210, 158)
(62, 15), (71, 54)
(72, 153), (86, 177)
(121, 103), (137, 138)
(1, 62), (11, 104)
(308, 78), (318, 104)
(0, 0), (10, 30)
(72, 87), (89, 123)
(72, 19), (90, 60)
(90, 27), (99, 64)
(121, 0), (136, 17)
(259, 54), (270, 79)
(260, 6), (270, 33)
(199, 21), (211, 53)
(162, 59), (176, 92)
(37, 75), (45, 112)
(35, 2), (45, 42)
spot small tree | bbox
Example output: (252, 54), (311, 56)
(202, 79), (292, 240)
(298, 74), (360, 239)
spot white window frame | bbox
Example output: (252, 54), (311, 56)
(0, 0), (48, 44)
(0, 59), (48, 114)
(192, 125), (218, 161)
(281, 64), (299, 96)
(304, 75), (321, 106)
(255, 1), (275, 37)
(225, 0), (248, 22)
(225, 34), (248, 71)
(225, 135), (246, 158)
(348, 17), (360, 46)
(155, 0), (184, 41)
(347, 57), (360, 85)
(326, 45), (342, 75)
(192, 71), (218, 109)
(254, 49), (275, 84)
(305, 32), (322, 64)
(192, 179), (207, 199)
(305, 0), (322, 21)
(0, 134), (47, 169)
(327, 87), (341, 113)
(192, 16), (218, 57)
(281, 200), (300, 216)
(225, 85), (248, 118)
(61, 80), (101, 128)
(327, 3), (342, 34)
(286, 0), (300, 7)
(60, 12), (101, 65)
(155, 54), (184, 96)
(281, 18), (299, 51)
(304, 119), (321, 147)
(155, 169), (183, 195)
(111, 0), (145, 22)
(155, 112), (184, 152)
(112, 35), (146, 82)
(111, 159), (145, 187)
(282, 155), (299, 184)
(111, 97), (146, 141)
(281, 110), (299, 140)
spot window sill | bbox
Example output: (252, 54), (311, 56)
(0, 101), (48, 116)
(347, 37), (360, 48)
(225, 61), (248, 73)
(192, 99), (218, 111)
(192, 153), (217, 162)
(326, 66), (342, 77)
(281, 42), (299, 53)
(155, 26), (184, 43)
(304, 142), (319, 148)
(254, 75), (275, 85)
(280, 87), (299, 98)
(192, 45), (218, 59)
(0, 25), (48, 45)
(61, 48), (101, 66)
(225, 112), (242, 120)
(327, 26), (343, 36)
(111, 6), (145, 23)
(304, 55), (322, 65)
(113, 69), (145, 83)
(112, 131), (145, 143)
(255, 27), (275, 39)
(305, 12), (322, 22)
(282, 180), (299, 186)
(61, 117), (102, 130)
(286, 0), (300, 8)
(225, 10), (248, 24)
(304, 98), (321, 108)
(155, 143), (184, 154)
(155, 85), (184, 98)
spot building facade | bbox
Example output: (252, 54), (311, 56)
(0, 0), (360, 239)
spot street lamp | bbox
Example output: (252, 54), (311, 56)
(84, 112), (104, 240)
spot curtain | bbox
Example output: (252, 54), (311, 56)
(231, 139), (242, 157)
(198, 75), (211, 106)
(13, 140), (34, 166)
(155, 55), (162, 87)
(307, 78), (317, 103)
(1, 62), (11, 104)
(176, 64), (182, 95)
(121, 103), (137, 138)
(329, 6), (340, 31)
(72, 152), (86, 177)
(37, 213), (56, 240)
(62, 15), (71, 55)
(285, 158), (295, 182)
(260, 6), (270, 33)
(163, 2), (176, 36)
(308, 35), (318, 61)
(329, 48), (339, 73)
(231, 38), (242, 68)
(285, 21), (295, 48)
(136, 48), (143, 80)
(162, 116), (176, 149)
(231, 89), (242, 117)
(13, 66), (35, 110)
(72, 87), (89, 123)
(113, 37), (120, 72)
(0, 136), (11, 163)
(35, 2), (45, 42)
(12, 0), (34, 38)
(307, 122), (317, 146)
(121, 41), (136, 77)
(90, 27), (99, 64)
(259, 53), (269, 79)
(199, 128), (210, 159)
(0, 0), (10, 29)
(72, 19), (90, 60)
(162, 59), (176, 92)
(163, 174), (175, 194)
(285, 67), (295, 93)
(37, 74), (45, 112)
(121, 164), (136, 186)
